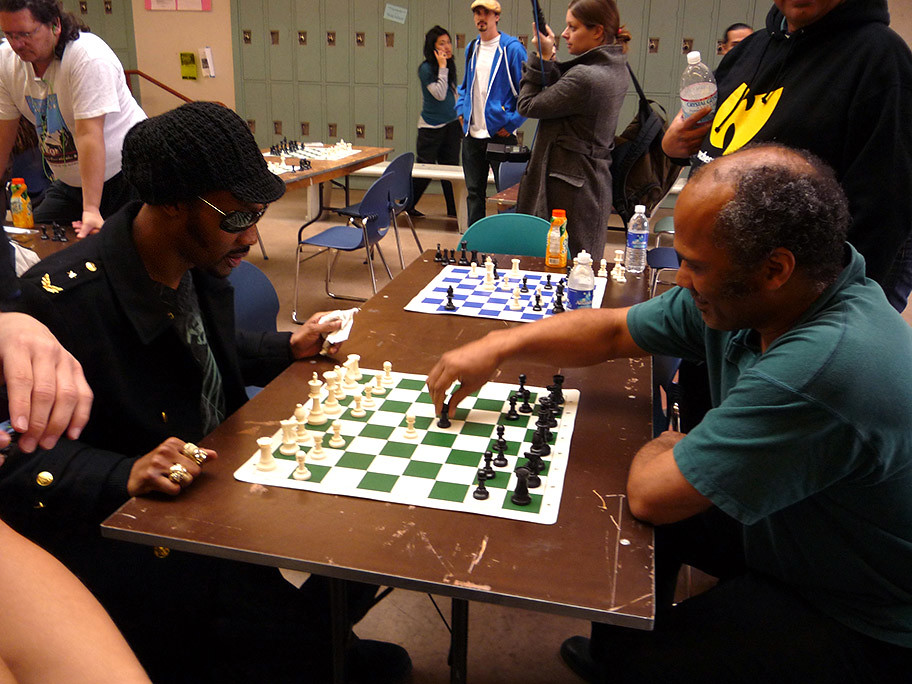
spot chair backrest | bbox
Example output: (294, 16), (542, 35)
(461, 213), (551, 257)
(358, 172), (395, 244)
(496, 161), (527, 192)
(383, 152), (415, 214)
(228, 260), (279, 332)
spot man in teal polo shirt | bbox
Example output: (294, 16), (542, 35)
(426, 143), (912, 681)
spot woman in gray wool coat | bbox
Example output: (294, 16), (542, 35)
(516, 0), (629, 262)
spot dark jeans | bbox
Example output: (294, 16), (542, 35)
(413, 120), (461, 216)
(33, 172), (138, 225)
(587, 509), (912, 683)
(462, 132), (516, 227)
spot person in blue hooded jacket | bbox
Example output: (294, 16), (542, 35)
(456, 0), (526, 227)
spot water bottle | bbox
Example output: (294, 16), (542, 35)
(567, 250), (595, 309)
(9, 177), (34, 228)
(625, 204), (648, 274)
(545, 209), (568, 269)
(680, 51), (717, 124)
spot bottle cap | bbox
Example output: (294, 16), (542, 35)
(11, 177), (25, 185)
(576, 250), (591, 265)
(687, 51), (701, 64)
(634, 204), (646, 214)
(552, 209), (566, 218)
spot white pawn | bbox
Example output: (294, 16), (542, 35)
(470, 261), (478, 277)
(329, 420), (346, 448)
(501, 274), (510, 290)
(346, 353), (362, 380)
(614, 249), (625, 264)
(294, 403), (313, 445)
(403, 414), (418, 439)
(293, 450), (311, 480)
(279, 419), (298, 456)
(256, 436), (277, 471)
(363, 385), (376, 408)
(310, 433), (325, 460)
(333, 366), (346, 399)
(382, 361), (395, 387)
(350, 395), (366, 418)
(372, 374), (386, 396)
(510, 287), (522, 311)
(481, 259), (496, 291)
(597, 258), (608, 278)
(511, 258), (521, 277)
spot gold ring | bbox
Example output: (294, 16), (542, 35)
(181, 442), (207, 466)
(168, 463), (191, 486)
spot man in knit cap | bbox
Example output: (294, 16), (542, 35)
(0, 101), (411, 683)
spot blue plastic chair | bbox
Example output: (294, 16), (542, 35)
(295, 172), (395, 312)
(495, 161), (527, 192)
(228, 261), (280, 397)
(646, 246), (679, 297)
(460, 213), (550, 258)
(653, 215), (674, 247)
(336, 153), (421, 269)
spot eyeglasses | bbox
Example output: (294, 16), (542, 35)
(1, 25), (45, 42)
(197, 196), (267, 233)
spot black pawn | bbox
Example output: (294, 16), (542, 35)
(530, 429), (551, 458)
(518, 374), (527, 395)
(444, 286), (457, 311)
(556, 282), (565, 297)
(551, 293), (565, 313)
(532, 293), (542, 312)
(520, 276), (529, 293)
(506, 394), (520, 420)
(483, 451), (495, 480)
(519, 388), (533, 414)
(438, 402), (451, 428)
(544, 274), (553, 290)
(492, 258), (499, 279)
(39, 224), (48, 240)
(524, 451), (544, 488)
(471, 249), (478, 265)
(448, 249), (457, 265)
(495, 424), (508, 451)
(551, 374), (565, 405)
(473, 469), (490, 500)
(511, 467), (532, 506)
(459, 241), (469, 266)
(434, 243), (443, 262)
(493, 444), (508, 468)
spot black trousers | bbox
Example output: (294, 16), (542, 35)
(412, 120), (461, 216)
(588, 509), (912, 683)
(461, 132), (516, 227)
(33, 172), (138, 225)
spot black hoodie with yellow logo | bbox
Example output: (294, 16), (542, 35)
(697, 0), (912, 287)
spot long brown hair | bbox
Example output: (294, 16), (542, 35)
(567, 0), (630, 53)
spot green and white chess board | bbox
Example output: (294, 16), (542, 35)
(234, 368), (579, 524)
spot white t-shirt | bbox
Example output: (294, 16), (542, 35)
(469, 35), (500, 139)
(0, 32), (146, 186)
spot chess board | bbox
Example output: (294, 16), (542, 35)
(403, 264), (608, 322)
(234, 369), (579, 525)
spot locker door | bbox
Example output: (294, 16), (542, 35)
(270, 81), (296, 146)
(353, 0), (380, 84)
(268, 0), (294, 82)
(325, 85), (352, 142)
(238, 0), (268, 81)
(381, 3), (410, 86)
(243, 81), (270, 147)
(61, 0), (137, 71)
(712, 0), (755, 68)
(324, 0), (351, 83)
(643, 0), (681, 98)
(381, 86), (407, 155)
(297, 83), (325, 142)
(294, 0), (323, 83)
(680, 0), (718, 78)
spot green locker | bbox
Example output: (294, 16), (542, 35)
(382, 9), (410, 86)
(325, 84), (352, 142)
(297, 83), (325, 142)
(352, 85), (378, 145)
(61, 0), (137, 71)
(354, 0), (380, 84)
(712, 0), (755, 68)
(269, 81), (296, 144)
(238, 0), (267, 81)
(382, 85), (409, 156)
(324, 0), (351, 83)
(268, 0), (294, 82)
(295, 0), (323, 83)
(680, 0), (719, 78)
(243, 80), (269, 147)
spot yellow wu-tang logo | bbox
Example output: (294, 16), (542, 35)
(709, 83), (783, 156)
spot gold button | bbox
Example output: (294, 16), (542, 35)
(36, 471), (53, 486)
(167, 312), (174, 320)
(153, 546), (171, 558)
(85, 261), (97, 272)
(161, 412), (168, 423)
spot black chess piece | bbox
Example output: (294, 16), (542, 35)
(530, 429), (551, 458)
(556, 282), (565, 297)
(495, 425), (507, 452)
(434, 243), (443, 262)
(519, 388), (533, 414)
(539, 397), (558, 428)
(483, 451), (495, 480)
(506, 394), (520, 421)
(459, 241), (469, 266)
(471, 249), (478, 265)
(473, 469), (490, 500)
(532, 293), (542, 312)
(511, 467), (532, 506)
(438, 402), (451, 428)
(544, 274), (553, 290)
(39, 224), (48, 240)
(492, 258), (499, 280)
(448, 249), (457, 265)
(551, 293), (565, 313)
(493, 444), (508, 468)
(444, 286), (457, 311)
(520, 276), (529, 293)
(551, 374), (565, 405)
(518, 373), (527, 396)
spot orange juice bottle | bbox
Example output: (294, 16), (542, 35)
(9, 178), (34, 228)
(545, 209), (567, 268)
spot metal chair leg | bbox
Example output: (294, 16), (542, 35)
(401, 211), (423, 254)
(255, 227), (269, 259)
(294, 243), (330, 323)
(389, 211), (406, 270)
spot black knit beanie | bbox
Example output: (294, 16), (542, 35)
(121, 101), (286, 206)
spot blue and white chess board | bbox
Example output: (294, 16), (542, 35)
(404, 264), (607, 322)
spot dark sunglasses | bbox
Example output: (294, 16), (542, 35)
(197, 196), (267, 233)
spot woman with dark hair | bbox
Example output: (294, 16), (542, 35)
(411, 25), (461, 217)
(516, 0), (629, 261)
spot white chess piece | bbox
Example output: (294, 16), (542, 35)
(372, 374), (386, 396)
(597, 258), (608, 278)
(342, 361), (358, 390)
(329, 420), (346, 448)
(481, 259), (496, 291)
(333, 366), (346, 399)
(350, 395), (366, 418)
(510, 287), (522, 311)
(323, 370), (342, 416)
(511, 258), (520, 277)
(256, 436), (277, 471)
(346, 353), (362, 380)
(382, 361), (395, 387)
(403, 413), (418, 439)
(470, 261), (478, 277)
(308, 394), (326, 425)
(279, 419), (298, 456)
(294, 403), (314, 445)
(293, 450), (312, 480)
(362, 385), (376, 408)
(310, 433), (325, 460)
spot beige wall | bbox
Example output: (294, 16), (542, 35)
(129, 0), (235, 116)
(890, 0), (912, 46)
